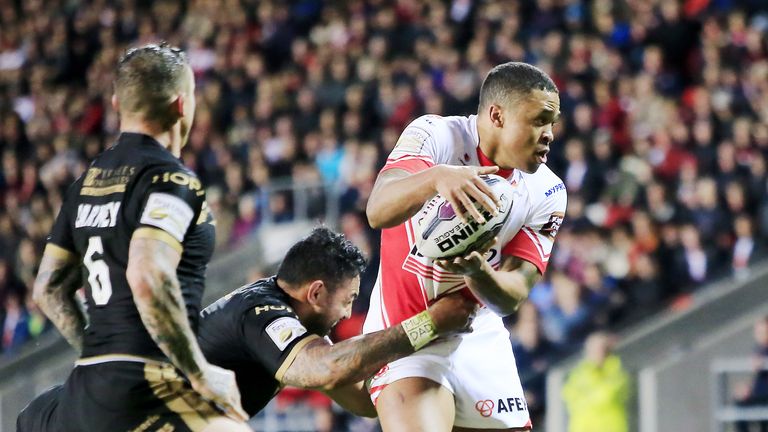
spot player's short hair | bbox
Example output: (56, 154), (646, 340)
(277, 227), (367, 291)
(115, 43), (189, 129)
(478, 62), (558, 111)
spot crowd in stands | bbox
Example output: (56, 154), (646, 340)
(1, 0), (768, 428)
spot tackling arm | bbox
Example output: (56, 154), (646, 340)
(279, 293), (476, 392)
(281, 328), (412, 391)
(32, 244), (87, 353)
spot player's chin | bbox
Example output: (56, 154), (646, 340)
(520, 161), (541, 174)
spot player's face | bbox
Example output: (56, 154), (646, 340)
(179, 66), (196, 148)
(496, 89), (560, 174)
(315, 275), (360, 335)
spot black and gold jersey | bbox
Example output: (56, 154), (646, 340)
(198, 277), (320, 416)
(48, 132), (215, 359)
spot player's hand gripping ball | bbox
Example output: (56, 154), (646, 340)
(414, 174), (513, 259)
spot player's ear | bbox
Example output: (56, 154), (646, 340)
(170, 94), (184, 120)
(490, 104), (504, 128)
(111, 94), (119, 112)
(306, 280), (325, 306)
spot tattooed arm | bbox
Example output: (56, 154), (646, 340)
(32, 244), (87, 353)
(126, 234), (205, 379)
(127, 231), (247, 421)
(279, 293), (476, 395)
(282, 329), (411, 391)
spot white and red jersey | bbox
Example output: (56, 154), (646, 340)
(364, 114), (567, 332)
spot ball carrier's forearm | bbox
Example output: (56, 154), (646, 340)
(367, 165), (501, 229)
(366, 168), (443, 228)
(127, 237), (209, 381)
(33, 245), (87, 353)
(440, 252), (542, 316)
(464, 264), (538, 316)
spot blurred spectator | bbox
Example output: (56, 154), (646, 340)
(1, 290), (30, 356)
(230, 194), (260, 248)
(540, 272), (593, 350)
(734, 317), (768, 432)
(733, 214), (761, 280)
(623, 253), (663, 323)
(673, 223), (713, 291)
(509, 303), (559, 425)
(562, 332), (630, 432)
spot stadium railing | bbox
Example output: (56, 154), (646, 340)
(711, 358), (768, 431)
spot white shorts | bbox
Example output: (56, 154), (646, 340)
(367, 308), (533, 429)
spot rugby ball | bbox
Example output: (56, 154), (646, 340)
(414, 174), (514, 258)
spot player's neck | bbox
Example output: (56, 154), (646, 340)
(276, 278), (310, 318)
(119, 117), (182, 157)
(476, 119), (499, 162)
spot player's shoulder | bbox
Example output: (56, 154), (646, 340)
(409, 113), (474, 132)
(241, 278), (294, 311)
(140, 157), (197, 179)
(132, 157), (203, 202)
(403, 114), (474, 152)
(520, 164), (567, 206)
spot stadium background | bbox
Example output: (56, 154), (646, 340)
(1, 0), (767, 430)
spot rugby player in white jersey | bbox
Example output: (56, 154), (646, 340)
(364, 62), (566, 431)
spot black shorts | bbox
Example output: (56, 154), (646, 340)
(17, 355), (231, 432)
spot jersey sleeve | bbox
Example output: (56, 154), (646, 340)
(380, 115), (450, 174)
(502, 182), (567, 274)
(47, 179), (81, 255)
(130, 165), (206, 253)
(241, 304), (320, 382)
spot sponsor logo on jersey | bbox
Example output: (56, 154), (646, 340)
(75, 202), (121, 228)
(539, 212), (564, 239)
(254, 304), (292, 315)
(393, 127), (432, 155)
(140, 192), (194, 242)
(475, 397), (529, 417)
(81, 166), (136, 196)
(475, 399), (495, 417)
(265, 317), (307, 351)
(544, 182), (565, 198)
(151, 171), (204, 196)
(373, 365), (389, 380)
(149, 209), (169, 219)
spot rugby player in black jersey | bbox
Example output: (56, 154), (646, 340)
(17, 44), (250, 432)
(198, 227), (478, 417)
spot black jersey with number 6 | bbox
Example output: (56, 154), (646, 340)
(198, 276), (321, 416)
(47, 132), (215, 360)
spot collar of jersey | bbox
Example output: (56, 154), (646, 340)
(119, 132), (167, 150)
(476, 146), (513, 179)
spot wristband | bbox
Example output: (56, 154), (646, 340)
(401, 310), (438, 351)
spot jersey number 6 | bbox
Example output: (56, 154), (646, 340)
(84, 236), (113, 306)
